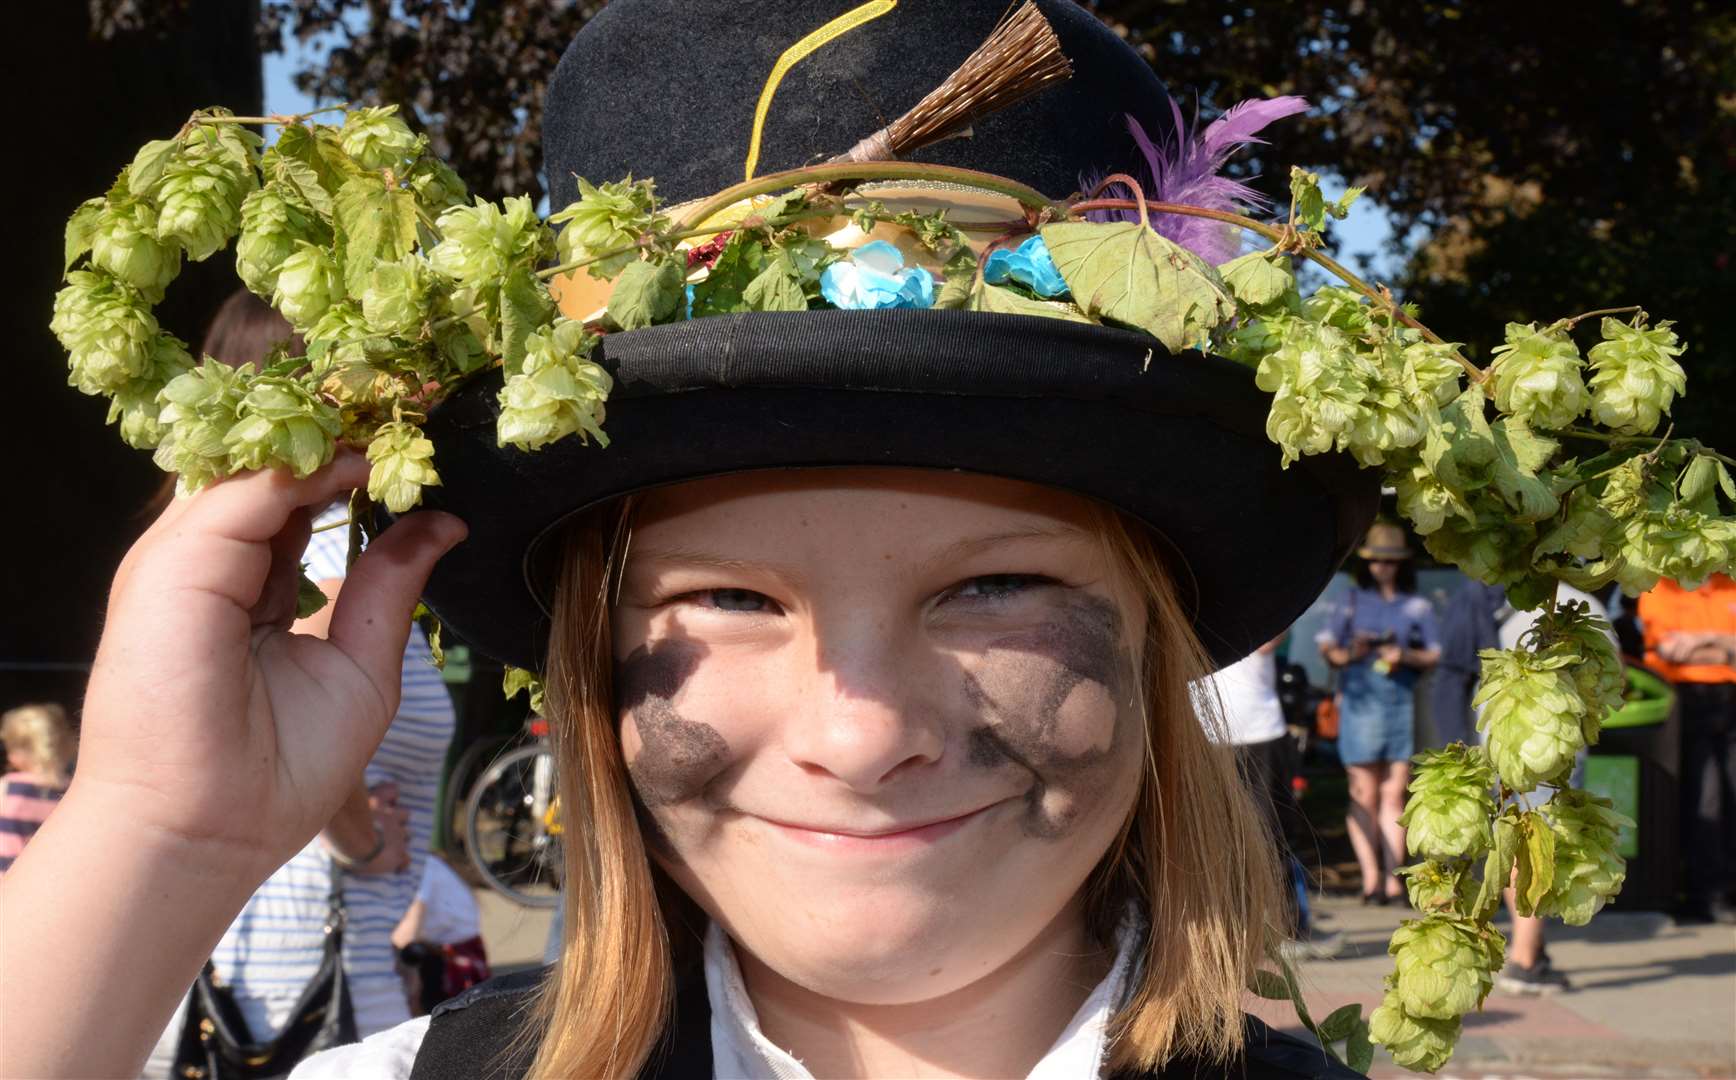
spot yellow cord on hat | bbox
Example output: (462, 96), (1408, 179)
(744, 0), (897, 182)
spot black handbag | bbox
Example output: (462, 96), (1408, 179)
(172, 864), (359, 1079)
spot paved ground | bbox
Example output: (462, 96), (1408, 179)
(479, 890), (1736, 1077)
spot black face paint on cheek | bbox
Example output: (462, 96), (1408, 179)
(963, 593), (1135, 840)
(616, 639), (731, 808)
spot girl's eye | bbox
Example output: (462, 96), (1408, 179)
(949, 574), (1053, 600)
(691, 588), (778, 613)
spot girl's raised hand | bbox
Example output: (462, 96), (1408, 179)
(76, 451), (466, 880)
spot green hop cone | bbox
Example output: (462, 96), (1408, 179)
(366, 420), (441, 513)
(1255, 319), (1367, 466)
(338, 105), (421, 173)
(1531, 600), (1625, 734)
(361, 255), (435, 338)
(106, 333), (195, 450)
(1388, 916), (1505, 1020)
(1474, 648), (1588, 792)
(1537, 790), (1632, 925)
(549, 176), (665, 280)
(236, 184), (328, 299)
(51, 270), (160, 396)
(428, 196), (548, 287)
(1621, 505), (1736, 591)
(155, 152), (255, 262)
(1369, 988), (1461, 1074)
(272, 242), (342, 331)
(1400, 745), (1498, 859)
(496, 320), (613, 452)
(407, 157), (469, 212)
(1393, 454), (1472, 536)
(1397, 861), (1476, 916)
(1490, 322), (1588, 431)
(153, 359), (249, 491)
(90, 199), (181, 302)
(222, 375), (342, 477)
(1586, 316), (1687, 435)
(1420, 503), (1538, 588)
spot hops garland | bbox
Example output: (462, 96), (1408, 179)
(53, 103), (1735, 1075)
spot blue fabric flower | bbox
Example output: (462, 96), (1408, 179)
(819, 241), (935, 310)
(982, 235), (1068, 298)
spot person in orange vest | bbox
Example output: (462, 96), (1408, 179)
(1638, 574), (1736, 925)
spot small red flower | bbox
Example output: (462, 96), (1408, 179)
(686, 230), (734, 270)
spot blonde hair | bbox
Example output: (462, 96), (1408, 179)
(1, 703), (76, 787)
(521, 497), (1284, 1077)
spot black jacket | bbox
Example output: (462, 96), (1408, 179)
(407, 968), (1363, 1080)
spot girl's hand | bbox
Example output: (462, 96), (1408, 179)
(74, 451), (466, 881)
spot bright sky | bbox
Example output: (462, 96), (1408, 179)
(264, 39), (1406, 278)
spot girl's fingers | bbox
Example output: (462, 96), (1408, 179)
(324, 510), (467, 699)
(169, 452), (372, 547)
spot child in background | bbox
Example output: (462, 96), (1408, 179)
(0, 704), (76, 878)
(391, 854), (491, 1015)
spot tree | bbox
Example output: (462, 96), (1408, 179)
(89, 0), (1734, 437)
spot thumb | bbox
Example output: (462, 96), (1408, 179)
(326, 511), (467, 698)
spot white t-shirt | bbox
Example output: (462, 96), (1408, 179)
(1200, 649), (1287, 745)
(1498, 584), (1618, 652)
(414, 856), (482, 945)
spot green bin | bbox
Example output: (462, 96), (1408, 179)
(1581, 665), (1679, 911)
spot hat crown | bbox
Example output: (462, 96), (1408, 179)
(1359, 522), (1412, 557)
(542, 0), (1174, 208)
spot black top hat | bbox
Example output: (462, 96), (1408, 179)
(407, 0), (1379, 671)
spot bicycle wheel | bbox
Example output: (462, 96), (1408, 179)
(464, 742), (562, 908)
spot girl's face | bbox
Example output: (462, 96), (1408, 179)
(1367, 558), (1400, 587)
(612, 469), (1148, 1006)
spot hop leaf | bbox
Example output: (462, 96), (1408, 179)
(106, 333), (195, 449)
(1400, 744), (1498, 859)
(1388, 916), (1505, 1020)
(1474, 648), (1587, 792)
(236, 184), (329, 299)
(495, 320), (613, 452)
(222, 375), (342, 477)
(1490, 322), (1588, 431)
(1038, 219), (1236, 353)
(366, 420), (440, 513)
(153, 358), (250, 491)
(338, 105), (421, 173)
(502, 666), (546, 714)
(51, 270), (160, 396)
(1587, 316), (1687, 435)
(1537, 790), (1632, 925)
(90, 198), (182, 302)
(549, 176), (664, 280)
(1218, 252), (1294, 308)
(607, 256), (687, 330)
(1369, 990), (1461, 1073)
(272, 242), (342, 331)
(361, 255), (436, 338)
(429, 195), (548, 287)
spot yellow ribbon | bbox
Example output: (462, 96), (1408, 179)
(743, 0), (898, 182)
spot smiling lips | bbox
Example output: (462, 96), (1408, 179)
(756, 802), (1000, 851)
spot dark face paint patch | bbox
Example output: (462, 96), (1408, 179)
(963, 593), (1136, 840)
(616, 639), (730, 807)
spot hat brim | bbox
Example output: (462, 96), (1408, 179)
(401, 309), (1379, 671)
(1356, 547), (1414, 560)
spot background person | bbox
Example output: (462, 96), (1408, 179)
(1318, 522), (1442, 904)
(0, 703), (76, 879)
(391, 853), (491, 1016)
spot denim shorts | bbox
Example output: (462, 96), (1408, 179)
(1337, 664), (1416, 766)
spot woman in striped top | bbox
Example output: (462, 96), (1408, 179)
(0, 703), (75, 878)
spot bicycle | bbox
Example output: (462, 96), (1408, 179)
(462, 718), (563, 908)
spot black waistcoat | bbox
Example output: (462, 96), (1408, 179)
(407, 967), (1362, 1080)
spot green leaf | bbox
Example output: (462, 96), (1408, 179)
(933, 268), (975, 310)
(741, 255), (808, 312)
(295, 567), (329, 619)
(1318, 1003), (1363, 1043)
(412, 602), (445, 669)
(1476, 812), (1522, 920)
(63, 199), (104, 276)
(332, 175), (418, 296)
(1250, 969), (1291, 1001)
(262, 146), (334, 217)
(273, 126), (350, 202)
(608, 256), (687, 328)
(1678, 455), (1719, 506)
(1716, 460), (1736, 502)
(128, 138), (181, 200)
(1489, 418), (1561, 521)
(1290, 167), (1328, 232)
(502, 665), (546, 713)
(1038, 219), (1234, 351)
(1218, 252), (1294, 308)
(1516, 811), (1557, 916)
(688, 232), (768, 317)
(497, 266), (555, 375)
(1346, 1020), (1374, 1074)
(968, 280), (1092, 322)
(1333, 186), (1366, 217)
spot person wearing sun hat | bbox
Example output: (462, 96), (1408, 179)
(1318, 522), (1442, 907)
(2, 2), (1378, 1078)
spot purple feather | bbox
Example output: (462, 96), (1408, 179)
(1084, 95), (1309, 266)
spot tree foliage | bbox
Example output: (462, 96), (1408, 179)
(88, 0), (1734, 436)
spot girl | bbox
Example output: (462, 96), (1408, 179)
(0, 703), (75, 879)
(2, 2), (1374, 1076)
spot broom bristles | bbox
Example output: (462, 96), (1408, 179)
(833, 2), (1072, 164)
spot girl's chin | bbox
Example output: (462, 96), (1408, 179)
(735, 918), (999, 1007)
